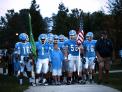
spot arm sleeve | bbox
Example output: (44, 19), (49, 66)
(15, 43), (20, 55)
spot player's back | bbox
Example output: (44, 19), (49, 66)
(17, 42), (31, 56)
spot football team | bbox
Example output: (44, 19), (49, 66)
(14, 30), (97, 86)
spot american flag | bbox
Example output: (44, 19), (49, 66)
(76, 17), (84, 45)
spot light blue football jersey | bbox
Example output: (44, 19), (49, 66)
(64, 39), (80, 56)
(36, 42), (50, 59)
(15, 42), (31, 56)
(83, 40), (97, 57)
(15, 42), (20, 51)
(58, 42), (65, 51)
(48, 43), (54, 51)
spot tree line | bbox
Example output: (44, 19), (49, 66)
(0, 0), (122, 57)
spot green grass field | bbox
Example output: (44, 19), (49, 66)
(0, 75), (29, 92)
(106, 60), (122, 91)
(1, 72), (122, 92)
(110, 59), (122, 70)
(107, 72), (122, 91)
(94, 72), (122, 92)
(0, 59), (122, 92)
(94, 59), (122, 91)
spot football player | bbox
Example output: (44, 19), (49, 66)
(64, 30), (83, 84)
(35, 34), (50, 85)
(83, 32), (97, 83)
(15, 33), (33, 85)
(47, 33), (54, 51)
(58, 34), (65, 51)
(53, 35), (59, 44)
(58, 34), (68, 84)
(47, 33), (54, 45)
(47, 33), (54, 84)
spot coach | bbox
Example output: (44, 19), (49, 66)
(95, 31), (113, 84)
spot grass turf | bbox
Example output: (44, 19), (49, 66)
(94, 72), (122, 91)
(112, 58), (122, 69)
(0, 74), (29, 92)
(94, 59), (122, 91)
(0, 59), (121, 92)
(107, 72), (122, 91)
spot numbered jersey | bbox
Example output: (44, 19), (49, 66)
(48, 43), (53, 51)
(36, 42), (50, 59)
(64, 40), (79, 56)
(83, 40), (97, 57)
(58, 42), (65, 52)
(15, 42), (31, 57)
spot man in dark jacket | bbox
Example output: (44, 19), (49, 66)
(95, 31), (113, 84)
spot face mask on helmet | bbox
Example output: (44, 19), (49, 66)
(41, 39), (46, 44)
(86, 32), (93, 41)
(53, 35), (59, 44)
(69, 30), (76, 40)
(59, 35), (64, 42)
(69, 35), (76, 40)
(48, 37), (54, 44)
(38, 34), (47, 44)
(48, 33), (54, 44)
(59, 38), (64, 42)
(87, 36), (93, 41)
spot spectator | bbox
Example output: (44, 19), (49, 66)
(50, 43), (64, 85)
(95, 31), (113, 84)
(83, 32), (97, 84)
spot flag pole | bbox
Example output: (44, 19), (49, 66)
(77, 11), (84, 76)
(28, 14), (37, 59)
(28, 14), (37, 84)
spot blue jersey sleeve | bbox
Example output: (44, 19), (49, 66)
(15, 42), (21, 54)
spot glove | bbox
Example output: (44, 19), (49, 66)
(93, 58), (97, 63)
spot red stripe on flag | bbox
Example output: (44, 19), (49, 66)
(77, 30), (84, 45)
